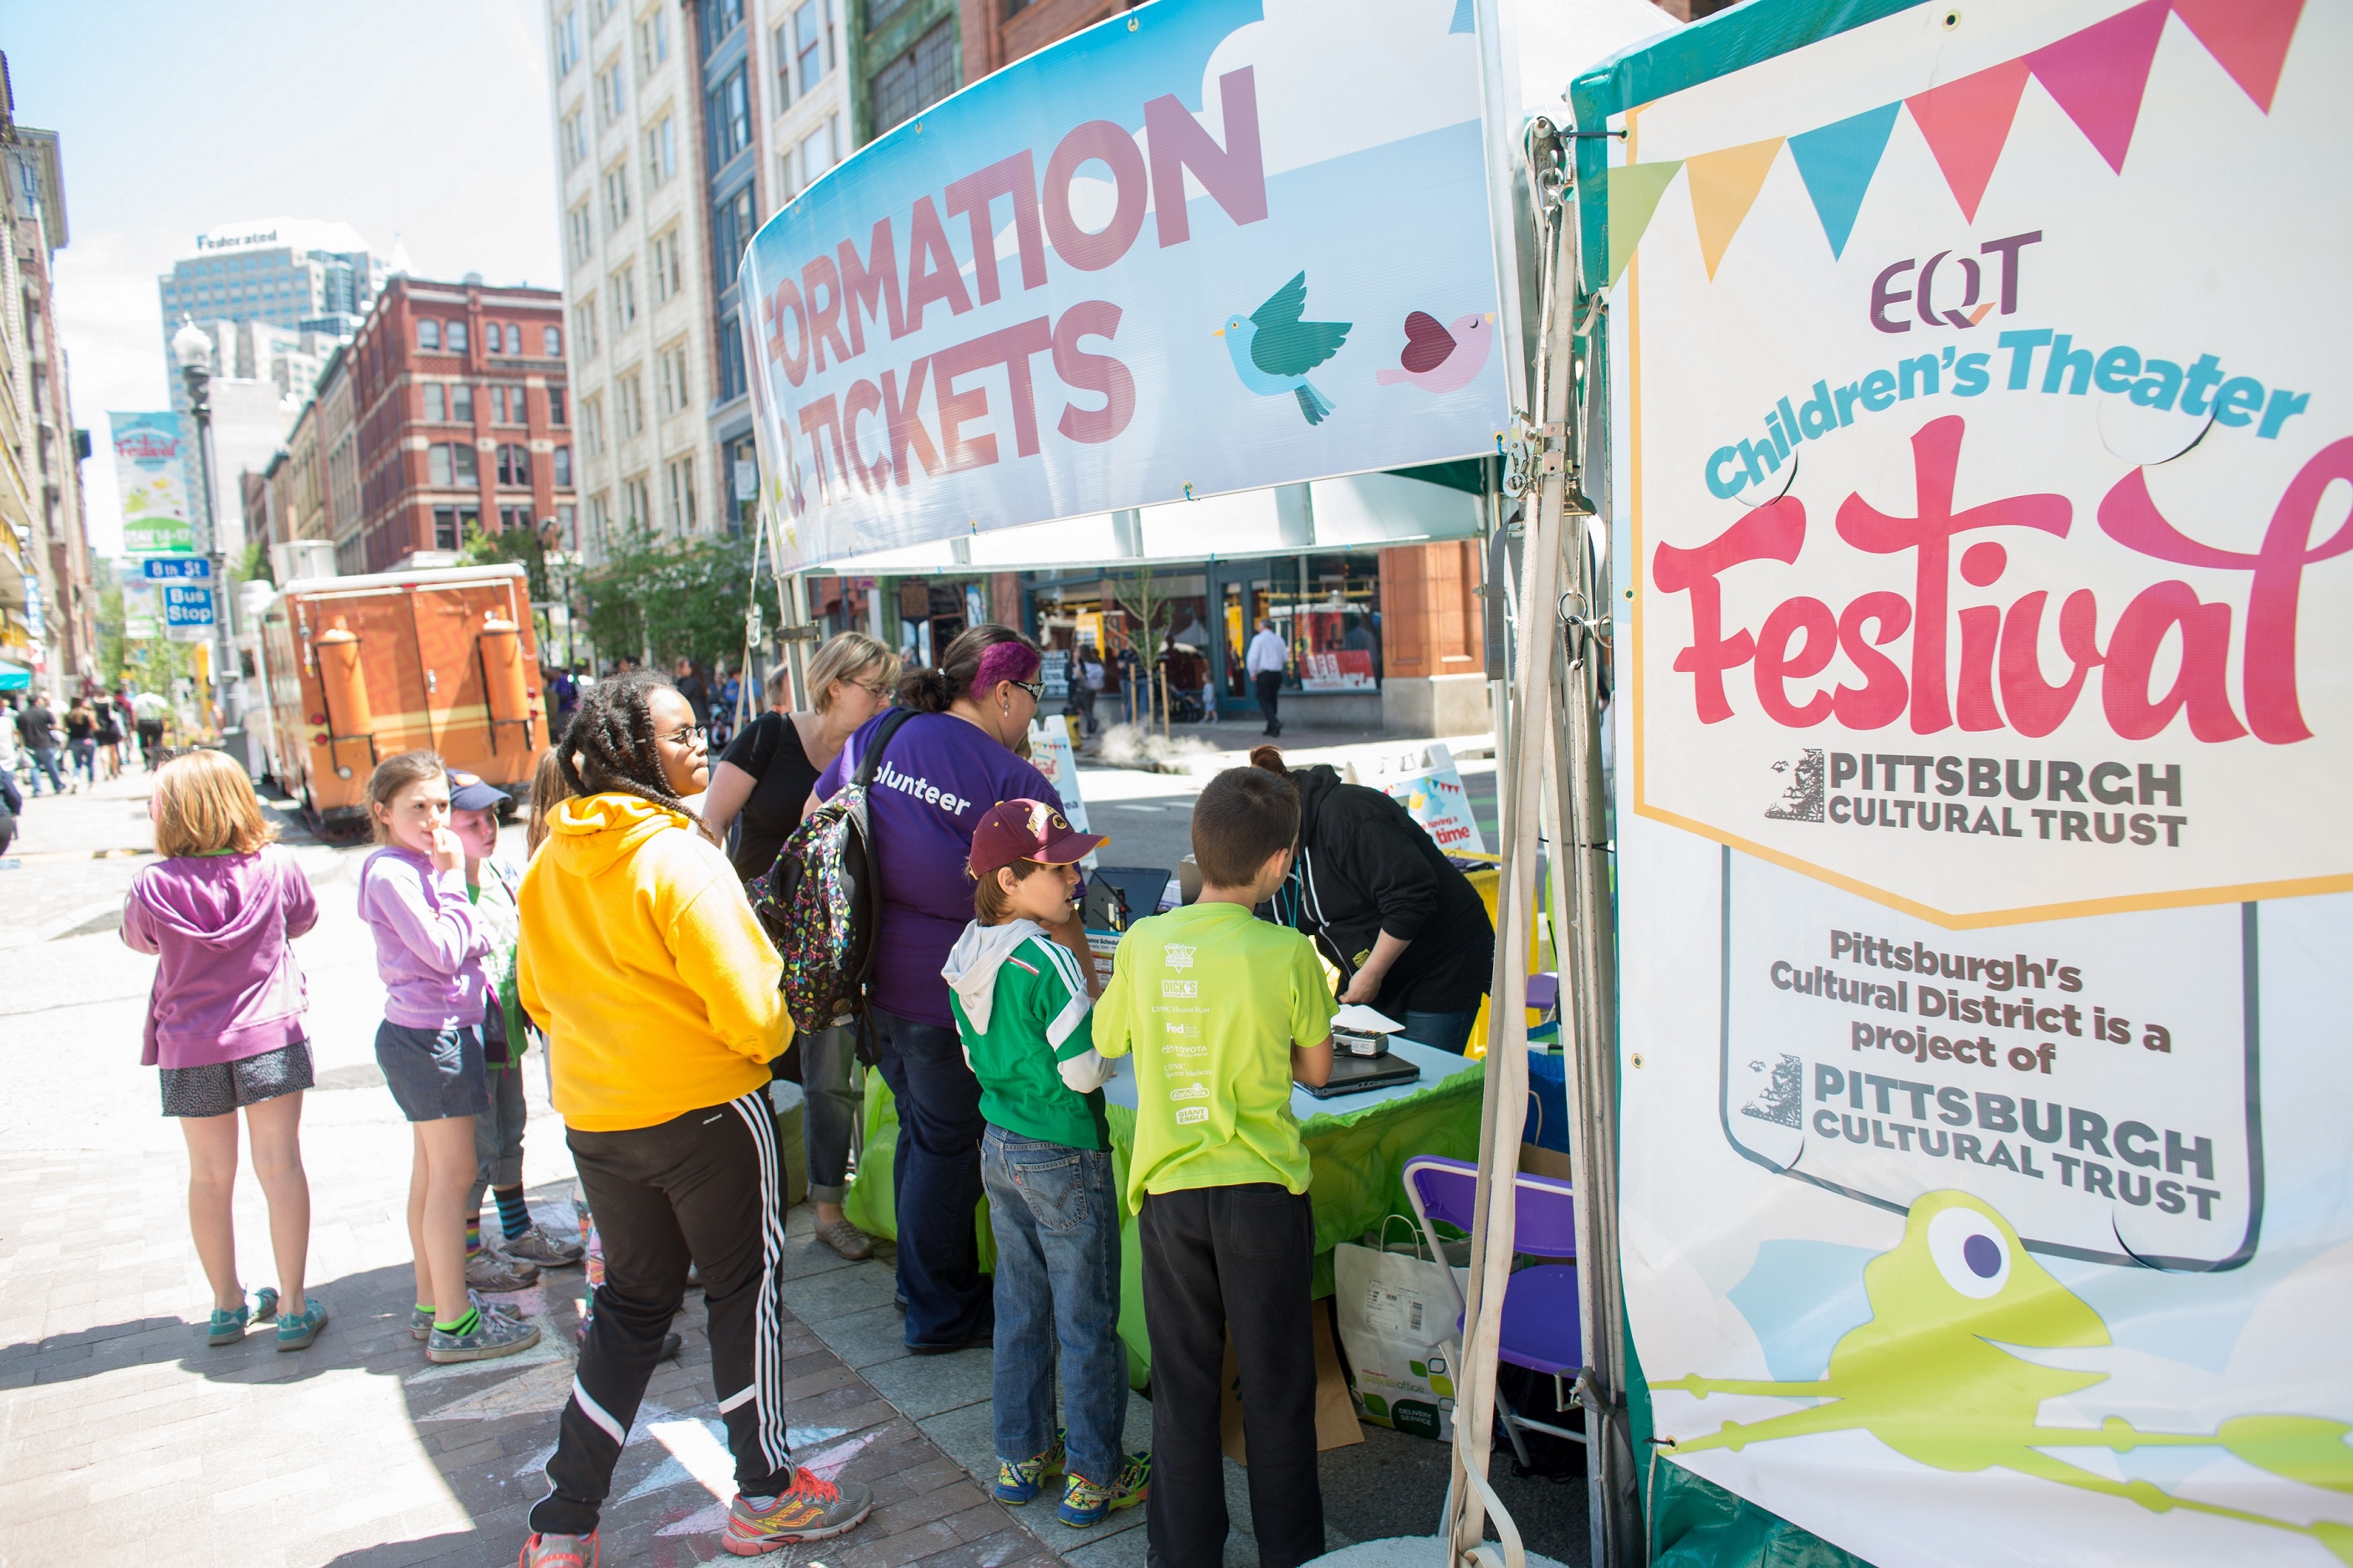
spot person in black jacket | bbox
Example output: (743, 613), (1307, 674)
(1249, 746), (1494, 1054)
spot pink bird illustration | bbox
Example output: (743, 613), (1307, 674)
(1375, 310), (1495, 393)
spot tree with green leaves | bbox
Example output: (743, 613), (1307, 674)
(579, 524), (769, 673)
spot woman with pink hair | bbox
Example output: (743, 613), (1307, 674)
(810, 625), (1074, 1354)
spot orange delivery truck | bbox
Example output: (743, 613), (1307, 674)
(255, 564), (547, 839)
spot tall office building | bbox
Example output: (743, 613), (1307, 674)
(155, 218), (391, 417)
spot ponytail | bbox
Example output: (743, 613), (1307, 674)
(895, 623), (1035, 714)
(1249, 744), (1288, 778)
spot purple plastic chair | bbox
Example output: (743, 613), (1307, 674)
(1402, 1153), (1584, 1465)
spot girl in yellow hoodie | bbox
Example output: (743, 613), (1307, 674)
(515, 671), (873, 1567)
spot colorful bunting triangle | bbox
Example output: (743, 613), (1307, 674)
(1606, 161), (1684, 287)
(1788, 103), (1901, 259)
(1906, 57), (2032, 221)
(2169, 0), (2306, 112)
(2027, 0), (2168, 172)
(1686, 138), (1785, 279)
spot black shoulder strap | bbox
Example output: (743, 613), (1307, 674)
(852, 707), (917, 789)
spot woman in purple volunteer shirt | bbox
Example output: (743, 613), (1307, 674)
(814, 625), (1066, 1353)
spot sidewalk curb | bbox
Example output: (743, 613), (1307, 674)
(0, 897), (125, 949)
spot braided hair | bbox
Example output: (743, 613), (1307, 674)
(557, 669), (703, 827)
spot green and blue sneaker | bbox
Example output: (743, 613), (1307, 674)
(276, 1296), (329, 1352)
(993, 1429), (1067, 1505)
(1058, 1452), (1151, 1528)
(426, 1305), (542, 1364)
(412, 1292), (525, 1342)
(204, 1287), (279, 1346)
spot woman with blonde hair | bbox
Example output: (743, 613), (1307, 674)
(704, 632), (900, 1261)
(123, 749), (325, 1349)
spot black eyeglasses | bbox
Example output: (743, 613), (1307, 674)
(658, 725), (708, 747)
(1011, 678), (1045, 702)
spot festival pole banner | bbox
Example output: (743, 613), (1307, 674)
(108, 413), (197, 556)
(736, 0), (1512, 569)
(1587, 0), (2353, 1562)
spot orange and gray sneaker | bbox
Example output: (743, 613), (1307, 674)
(518, 1531), (598, 1567)
(722, 1468), (874, 1555)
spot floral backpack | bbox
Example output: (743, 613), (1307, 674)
(749, 707), (915, 1032)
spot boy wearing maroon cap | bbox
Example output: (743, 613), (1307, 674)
(941, 800), (1151, 1528)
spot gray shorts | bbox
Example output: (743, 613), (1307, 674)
(374, 1019), (489, 1122)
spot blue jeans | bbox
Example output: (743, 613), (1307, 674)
(869, 1005), (994, 1348)
(801, 1026), (859, 1206)
(27, 746), (64, 795)
(1403, 1006), (1482, 1056)
(981, 1126), (1126, 1484)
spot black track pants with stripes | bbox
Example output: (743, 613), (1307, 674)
(530, 1092), (793, 1536)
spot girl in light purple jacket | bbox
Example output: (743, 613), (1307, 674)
(123, 750), (325, 1350)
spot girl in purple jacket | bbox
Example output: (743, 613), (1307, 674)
(123, 750), (325, 1350)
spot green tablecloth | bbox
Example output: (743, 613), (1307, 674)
(840, 1053), (1486, 1382)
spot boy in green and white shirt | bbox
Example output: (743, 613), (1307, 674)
(1092, 766), (1334, 1568)
(942, 798), (1150, 1529)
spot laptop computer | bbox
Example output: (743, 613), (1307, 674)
(1299, 1052), (1423, 1099)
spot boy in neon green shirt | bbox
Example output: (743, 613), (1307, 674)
(1094, 766), (1334, 1568)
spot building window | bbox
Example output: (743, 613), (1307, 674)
(618, 373), (645, 437)
(798, 121), (836, 191)
(871, 19), (954, 136)
(776, 150), (800, 203)
(597, 57), (627, 126)
(545, 325), (564, 358)
(708, 65), (751, 169)
(583, 393), (606, 456)
(452, 382), (475, 422)
(611, 264), (639, 332)
(554, 445), (574, 487)
(449, 320), (469, 352)
(561, 108), (588, 172)
(485, 323), (503, 355)
(656, 341), (691, 415)
(497, 444), (532, 487)
(602, 163), (632, 232)
(643, 115), (676, 189)
(588, 490), (611, 543)
(434, 506), (462, 550)
(717, 313), (748, 404)
(549, 384), (568, 424)
(623, 473), (651, 529)
(576, 297), (599, 359)
(710, 181), (757, 292)
(427, 442), (479, 487)
(554, 8), (583, 76)
(500, 503), (536, 533)
(700, 0), (744, 56)
(868, 0), (913, 29)
(650, 227), (683, 303)
(795, 0), (834, 96)
(666, 456), (698, 534)
(423, 383), (447, 422)
(418, 318), (442, 351)
(635, 8), (670, 77)
(491, 385), (511, 423)
(567, 201), (595, 267)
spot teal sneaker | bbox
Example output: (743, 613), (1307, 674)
(1058, 1452), (1151, 1528)
(993, 1428), (1067, 1504)
(205, 1287), (279, 1345)
(276, 1297), (328, 1351)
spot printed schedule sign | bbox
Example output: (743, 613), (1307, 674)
(1589, 2), (2353, 1564)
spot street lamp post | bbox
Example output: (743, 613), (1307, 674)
(170, 319), (239, 736)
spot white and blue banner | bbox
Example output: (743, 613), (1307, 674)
(737, 0), (1512, 569)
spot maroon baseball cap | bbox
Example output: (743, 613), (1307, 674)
(969, 798), (1106, 875)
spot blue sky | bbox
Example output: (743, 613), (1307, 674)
(6, 0), (561, 553)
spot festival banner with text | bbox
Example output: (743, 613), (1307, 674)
(1596, 0), (2353, 1562)
(736, 0), (1511, 569)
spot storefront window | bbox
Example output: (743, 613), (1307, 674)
(1222, 555), (1380, 693)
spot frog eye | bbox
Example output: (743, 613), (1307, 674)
(1927, 1205), (2011, 1299)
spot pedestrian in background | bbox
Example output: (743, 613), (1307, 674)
(703, 632), (899, 1263)
(64, 696), (97, 785)
(94, 697), (123, 780)
(1246, 618), (1288, 737)
(518, 671), (871, 1564)
(359, 750), (541, 1365)
(16, 694), (65, 795)
(123, 750), (326, 1351)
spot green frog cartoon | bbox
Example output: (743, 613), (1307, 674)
(1653, 1191), (2353, 1559)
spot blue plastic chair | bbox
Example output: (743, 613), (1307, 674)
(1402, 1153), (1584, 1466)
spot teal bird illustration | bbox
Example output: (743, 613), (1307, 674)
(1216, 272), (1351, 426)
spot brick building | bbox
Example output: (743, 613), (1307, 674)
(348, 276), (577, 572)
